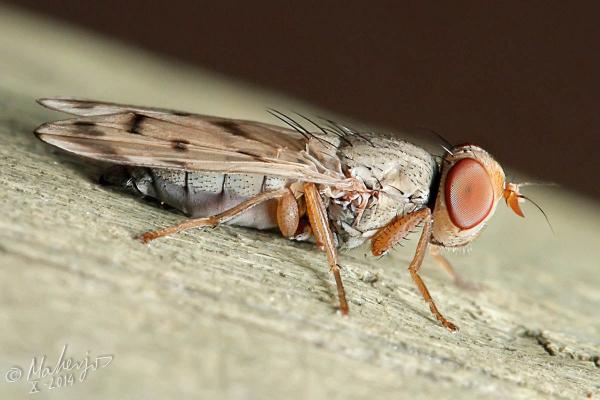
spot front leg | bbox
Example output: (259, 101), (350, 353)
(429, 246), (482, 291)
(371, 208), (458, 331)
(303, 182), (349, 315)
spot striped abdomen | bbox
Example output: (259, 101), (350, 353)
(129, 168), (288, 229)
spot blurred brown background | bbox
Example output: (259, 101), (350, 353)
(6, 1), (600, 200)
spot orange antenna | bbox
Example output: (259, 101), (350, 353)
(503, 182), (555, 234)
(503, 182), (525, 217)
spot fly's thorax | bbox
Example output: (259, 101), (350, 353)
(430, 145), (505, 247)
(331, 136), (437, 248)
(338, 136), (437, 192)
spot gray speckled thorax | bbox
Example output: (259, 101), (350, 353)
(329, 134), (438, 248)
(124, 132), (438, 249)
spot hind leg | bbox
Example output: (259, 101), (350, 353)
(139, 188), (288, 243)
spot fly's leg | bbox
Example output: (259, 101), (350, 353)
(371, 208), (430, 256)
(429, 246), (483, 291)
(371, 208), (458, 331)
(277, 189), (300, 238)
(303, 182), (349, 315)
(409, 216), (458, 331)
(429, 246), (462, 283)
(139, 188), (288, 244)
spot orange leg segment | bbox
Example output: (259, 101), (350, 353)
(371, 208), (430, 256)
(371, 208), (458, 331)
(303, 182), (349, 315)
(277, 188), (300, 238)
(139, 188), (288, 243)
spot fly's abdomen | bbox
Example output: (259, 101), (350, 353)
(128, 168), (287, 229)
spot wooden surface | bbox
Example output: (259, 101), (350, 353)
(1, 6), (599, 400)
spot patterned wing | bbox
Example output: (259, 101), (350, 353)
(35, 98), (350, 187)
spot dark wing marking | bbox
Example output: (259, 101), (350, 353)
(35, 98), (350, 187)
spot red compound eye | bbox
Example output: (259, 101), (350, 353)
(445, 158), (494, 230)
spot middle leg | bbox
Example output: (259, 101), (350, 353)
(303, 182), (349, 315)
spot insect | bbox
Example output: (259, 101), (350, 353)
(35, 97), (534, 331)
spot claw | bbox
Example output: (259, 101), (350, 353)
(442, 319), (459, 332)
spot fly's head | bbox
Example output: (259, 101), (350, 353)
(430, 144), (525, 247)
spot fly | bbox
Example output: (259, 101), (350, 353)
(35, 98), (536, 331)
